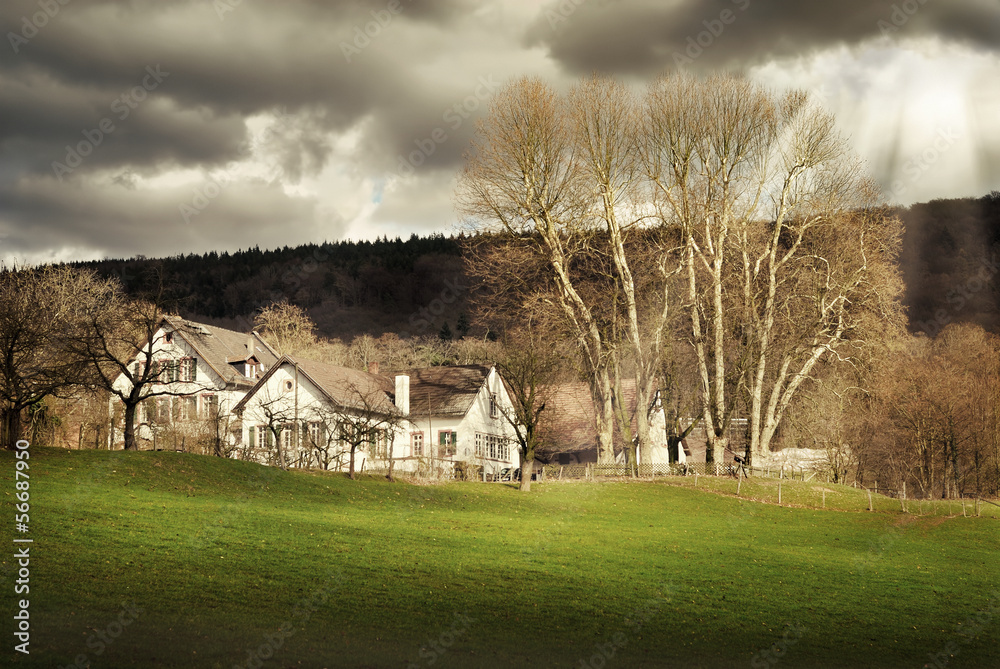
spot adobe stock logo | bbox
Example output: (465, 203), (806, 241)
(8, 0), (73, 54)
(673, 0), (751, 67)
(392, 76), (500, 181)
(51, 65), (170, 181)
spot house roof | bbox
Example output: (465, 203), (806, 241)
(233, 354), (399, 415)
(535, 380), (642, 457)
(293, 356), (397, 414)
(162, 316), (279, 388)
(405, 364), (492, 418)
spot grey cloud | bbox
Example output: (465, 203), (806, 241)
(526, 0), (1000, 74)
(1, 0), (996, 263)
(0, 175), (334, 259)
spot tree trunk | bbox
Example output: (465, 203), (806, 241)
(706, 432), (727, 472)
(122, 401), (138, 451)
(1, 407), (23, 450)
(519, 450), (533, 492)
(348, 445), (357, 480)
(592, 370), (616, 463)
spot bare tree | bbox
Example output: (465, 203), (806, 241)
(860, 325), (1000, 498)
(0, 265), (116, 449)
(70, 272), (213, 451)
(568, 76), (684, 467)
(252, 385), (298, 469)
(458, 77), (626, 464)
(493, 323), (563, 491)
(319, 380), (405, 480)
(642, 73), (905, 466)
(254, 301), (317, 356)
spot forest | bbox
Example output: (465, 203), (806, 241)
(68, 195), (1000, 343)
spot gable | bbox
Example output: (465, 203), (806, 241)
(164, 316), (278, 388)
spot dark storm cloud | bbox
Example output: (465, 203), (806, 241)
(1, 0), (424, 176)
(1, 0), (996, 262)
(527, 0), (1000, 74)
(0, 175), (327, 259)
(0, 0), (486, 259)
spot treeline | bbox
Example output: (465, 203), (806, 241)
(66, 196), (1000, 342)
(72, 234), (468, 339)
(899, 192), (1000, 335)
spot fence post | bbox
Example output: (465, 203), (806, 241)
(695, 473), (699, 488)
(778, 479), (782, 505)
(822, 489), (826, 509)
(867, 488), (872, 512)
(737, 468), (742, 496)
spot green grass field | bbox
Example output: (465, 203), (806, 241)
(2, 448), (998, 668)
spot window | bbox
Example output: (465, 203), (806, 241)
(179, 358), (197, 382)
(200, 394), (218, 419)
(411, 432), (424, 457)
(476, 432), (509, 461)
(154, 397), (172, 425)
(250, 424), (269, 449)
(179, 396), (197, 421)
(140, 398), (154, 424)
(439, 430), (457, 457)
(284, 380), (294, 392)
(156, 360), (179, 383)
(489, 392), (499, 419)
(164, 332), (173, 344)
(307, 422), (323, 446)
(280, 423), (295, 452)
(370, 430), (389, 458)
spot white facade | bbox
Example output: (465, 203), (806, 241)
(109, 318), (274, 450)
(395, 367), (520, 477)
(233, 361), (521, 477)
(234, 362), (382, 470)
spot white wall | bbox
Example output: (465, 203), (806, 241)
(109, 324), (244, 448)
(394, 367), (520, 476)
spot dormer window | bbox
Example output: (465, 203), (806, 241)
(244, 358), (261, 379)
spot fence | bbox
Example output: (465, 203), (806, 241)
(537, 462), (817, 480)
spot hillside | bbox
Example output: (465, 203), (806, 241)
(74, 234), (470, 340)
(69, 194), (1000, 340)
(4, 448), (999, 668)
(900, 193), (1000, 334)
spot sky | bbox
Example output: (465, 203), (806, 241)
(2, 0), (999, 265)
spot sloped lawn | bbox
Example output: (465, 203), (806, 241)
(2, 448), (998, 668)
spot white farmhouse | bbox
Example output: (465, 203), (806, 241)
(232, 359), (521, 477)
(231, 355), (401, 472)
(109, 316), (278, 450)
(395, 364), (520, 479)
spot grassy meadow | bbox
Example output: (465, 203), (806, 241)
(2, 448), (998, 668)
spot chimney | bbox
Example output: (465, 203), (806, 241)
(394, 374), (410, 415)
(368, 360), (380, 375)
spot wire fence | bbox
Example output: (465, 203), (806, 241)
(538, 462), (816, 481)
